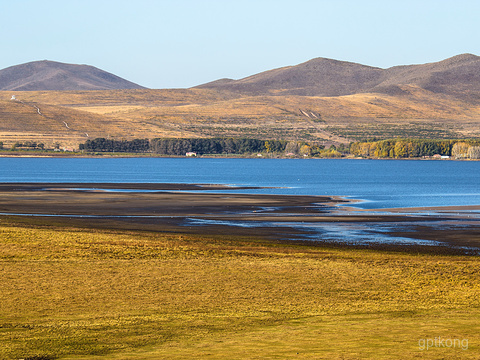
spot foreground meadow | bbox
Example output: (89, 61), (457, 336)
(0, 217), (479, 359)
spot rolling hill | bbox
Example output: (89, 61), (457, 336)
(197, 58), (384, 96)
(0, 60), (146, 91)
(196, 54), (480, 101)
(0, 55), (480, 151)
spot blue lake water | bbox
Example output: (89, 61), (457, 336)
(0, 157), (479, 209)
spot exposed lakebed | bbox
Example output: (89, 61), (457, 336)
(0, 182), (479, 255)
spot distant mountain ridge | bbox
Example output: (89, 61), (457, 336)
(196, 54), (480, 101)
(0, 60), (146, 91)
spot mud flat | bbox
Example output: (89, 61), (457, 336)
(0, 183), (479, 254)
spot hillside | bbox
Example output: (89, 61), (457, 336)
(0, 61), (146, 91)
(197, 58), (384, 96)
(196, 54), (480, 102)
(377, 54), (480, 101)
(2, 85), (479, 150)
(1, 55), (480, 150)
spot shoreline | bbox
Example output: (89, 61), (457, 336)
(0, 182), (479, 254)
(0, 151), (478, 161)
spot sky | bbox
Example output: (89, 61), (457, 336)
(1, 0), (479, 89)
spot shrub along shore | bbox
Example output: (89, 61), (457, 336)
(1, 137), (479, 159)
(77, 137), (480, 159)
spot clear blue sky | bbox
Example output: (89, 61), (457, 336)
(1, 0), (479, 89)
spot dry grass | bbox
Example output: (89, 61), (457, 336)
(1, 86), (480, 149)
(0, 218), (479, 359)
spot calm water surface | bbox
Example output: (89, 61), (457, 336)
(0, 157), (479, 209)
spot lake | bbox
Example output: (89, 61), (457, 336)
(1, 157), (479, 209)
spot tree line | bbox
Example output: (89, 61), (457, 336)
(78, 137), (480, 159)
(79, 138), (150, 153)
(350, 139), (480, 159)
(79, 137), (290, 155)
(150, 138), (288, 155)
(12, 141), (45, 150)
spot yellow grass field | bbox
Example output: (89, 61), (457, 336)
(1, 86), (480, 149)
(0, 217), (479, 359)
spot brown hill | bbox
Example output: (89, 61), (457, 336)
(196, 54), (480, 101)
(2, 84), (479, 150)
(376, 54), (480, 101)
(1, 55), (480, 150)
(0, 60), (146, 91)
(196, 58), (384, 96)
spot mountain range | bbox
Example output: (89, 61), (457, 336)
(197, 54), (480, 102)
(0, 60), (146, 91)
(1, 55), (480, 101)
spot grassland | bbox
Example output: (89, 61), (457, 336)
(1, 216), (479, 359)
(1, 85), (480, 150)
